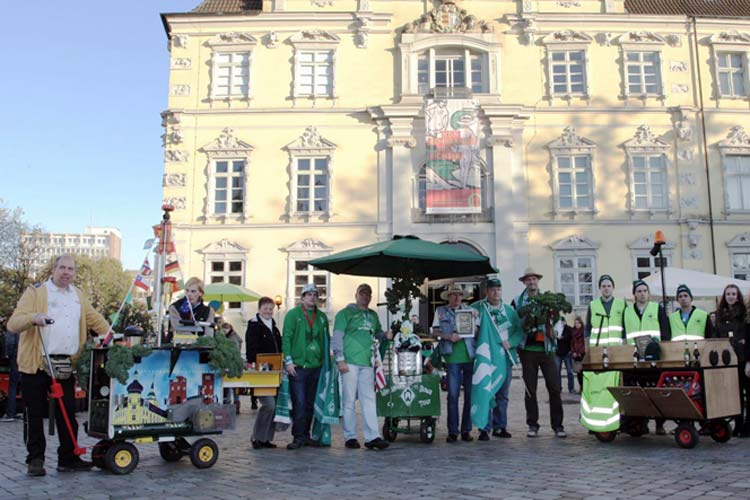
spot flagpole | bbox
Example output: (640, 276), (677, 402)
(101, 249), (151, 347)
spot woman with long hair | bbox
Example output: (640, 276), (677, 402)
(714, 284), (749, 436)
(569, 316), (586, 392)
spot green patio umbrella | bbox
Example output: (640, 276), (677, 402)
(202, 282), (262, 302)
(309, 235), (497, 280)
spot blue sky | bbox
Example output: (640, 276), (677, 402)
(1, 1), (199, 270)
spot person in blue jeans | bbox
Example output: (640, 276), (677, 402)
(472, 278), (523, 440)
(432, 285), (476, 443)
(554, 318), (576, 394)
(2, 331), (21, 421)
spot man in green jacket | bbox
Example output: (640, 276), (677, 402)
(282, 283), (329, 449)
(471, 278), (523, 440)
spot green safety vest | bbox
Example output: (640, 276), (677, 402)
(668, 308), (708, 342)
(580, 371), (621, 432)
(589, 298), (626, 346)
(623, 302), (661, 345)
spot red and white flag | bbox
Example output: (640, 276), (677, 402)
(140, 258), (152, 276)
(374, 348), (387, 392)
(134, 274), (151, 292)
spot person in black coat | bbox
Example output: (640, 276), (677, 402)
(245, 296), (282, 449)
(712, 284), (750, 436)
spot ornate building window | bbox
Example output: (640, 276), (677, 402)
(616, 32), (666, 100)
(206, 33), (256, 105)
(548, 127), (596, 216)
(283, 239), (332, 311)
(199, 128), (253, 223)
(541, 31), (592, 100)
(718, 126), (750, 213)
(199, 239), (249, 310)
(624, 125), (671, 214)
(728, 233), (750, 280)
(399, 1), (499, 99)
(551, 235), (599, 310)
(709, 31), (750, 100)
(284, 127), (336, 222)
(289, 31), (340, 101)
(628, 235), (673, 280)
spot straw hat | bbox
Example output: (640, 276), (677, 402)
(518, 267), (543, 282)
(440, 284), (469, 301)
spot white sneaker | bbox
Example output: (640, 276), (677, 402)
(555, 429), (567, 438)
(527, 428), (538, 437)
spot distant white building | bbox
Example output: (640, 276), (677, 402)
(25, 226), (122, 277)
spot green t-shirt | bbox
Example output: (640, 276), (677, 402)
(334, 306), (382, 366)
(444, 339), (471, 364)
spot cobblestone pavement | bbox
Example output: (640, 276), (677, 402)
(1, 373), (750, 500)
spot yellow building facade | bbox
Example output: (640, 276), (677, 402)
(161, 0), (750, 325)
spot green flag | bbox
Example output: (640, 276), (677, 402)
(470, 306), (506, 430)
(109, 311), (120, 328)
(273, 371), (291, 431)
(312, 332), (339, 445)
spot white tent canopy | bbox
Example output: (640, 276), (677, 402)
(616, 267), (750, 298)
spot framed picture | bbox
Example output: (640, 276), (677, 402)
(455, 310), (475, 338)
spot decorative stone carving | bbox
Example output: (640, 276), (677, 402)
(201, 128), (254, 153)
(629, 234), (675, 250)
(487, 136), (513, 148)
(170, 85), (190, 97)
(670, 61), (688, 72)
(173, 35), (188, 49)
(665, 34), (682, 47)
(634, 125), (656, 144)
(542, 30), (593, 44)
(624, 125), (668, 153)
(619, 31), (666, 44)
(163, 173), (187, 187)
(171, 58), (192, 70)
(678, 150), (695, 161)
(285, 126), (337, 153)
(402, 0), (493, 34)
(354, 17), (370, 48)
(163, 197), (186, 210)
(310, 0), (333, 6)
(595, 33), (612, 46)
(357, 0), (370, 11)
(723, 126), (750, 146)
(556, 0), (581, 7)
(520, 18), (537, 45)
(386, 136), (417, 148)
(160, 109), (181, 127)
(550, 234), (600, 251)
(264, 31), (279, 48)
(290, 30), (340, 43)
(716, 31), (750, 44)
(687, 220), (701, 248)
(561, 127), (592, 147)
(165, 150), (189, 162)
(200, 239), (249, 254)
(727, 233), (750, 248)
(218, 32), (255, 44)
(680, 196), (699, 209)
(679, 173), (697, 185)
(283, 239), (333, 253)
(676, 120), (693, 142)
(162, 128), (183, 146)
(672, 84), (689, 94)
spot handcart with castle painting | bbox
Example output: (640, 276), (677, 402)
(309, 234), (497, 444)
(83, 205), (281, 474)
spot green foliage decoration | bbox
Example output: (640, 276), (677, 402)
(195, 333), (245, 378)
(104, 344), (153, 385)
(75, 342), (94, 387)
(384, 271), (425, 334)
(517, 291), (573, 333)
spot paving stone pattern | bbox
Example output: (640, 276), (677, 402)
(1, 374), (749, 500)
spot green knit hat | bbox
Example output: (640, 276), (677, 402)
(598, 274), (615, 287)
(632, 279), (649, 294)
(676, 284), (692, 299)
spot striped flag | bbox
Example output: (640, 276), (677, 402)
(134, 274), (151, 292)
(374, 345), (387, 392)
(140, 258), (152, 276)
(165, 260), (180, 273)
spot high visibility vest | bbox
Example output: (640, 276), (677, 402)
(589, 298), (626, 346)
(668, 308), (708, 342)
(623, 302), (661, 345)
(580, 371), (621, 432)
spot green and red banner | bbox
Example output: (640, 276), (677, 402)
(424, 98), (482, 214)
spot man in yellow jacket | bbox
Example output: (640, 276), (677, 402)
(8, 255), (110, 477)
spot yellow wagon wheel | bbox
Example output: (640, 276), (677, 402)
(104, 442), (139, 475)
(189, 438), (219, 469)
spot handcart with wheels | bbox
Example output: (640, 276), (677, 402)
(377, 340), (441, 443)
(583, 338), (740, 448)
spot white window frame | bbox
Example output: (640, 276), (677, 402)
(709, 31), (750, 101)
(208, 259), (245, 309)
(718, 126), (750, 214)
(616, 32), (666, 101)
(206, 33), (256, 106)
(548, 127), (597, 216)
(716, 51), (749, 98)
(541, 31), (593, 101)
(417, 48), (489, 94)
(628, 234), (675, 282)
(199, 128), (253, 223)
(212, 159), (246, 216)
(624, 51), (663, 96)
(292, 157), (330, 215)
(211, 52), (251, 99)
(728, 233), (750, 280)
(199, 239), (249, 312)
(283, 239), (333, 314)
(296, 50), (334, 97)
(624, 125), (671, 215)
(550, 235), (599, 311)
(289, 31), (340, 102)
(723, 155), (750, 211)
(283, 127), (336, 222)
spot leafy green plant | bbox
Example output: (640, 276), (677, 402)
(517, 292), (572, 333)
(104, 344), (153, 384)
(384, 272), (425, 334)
(195, 333), (244, 378)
